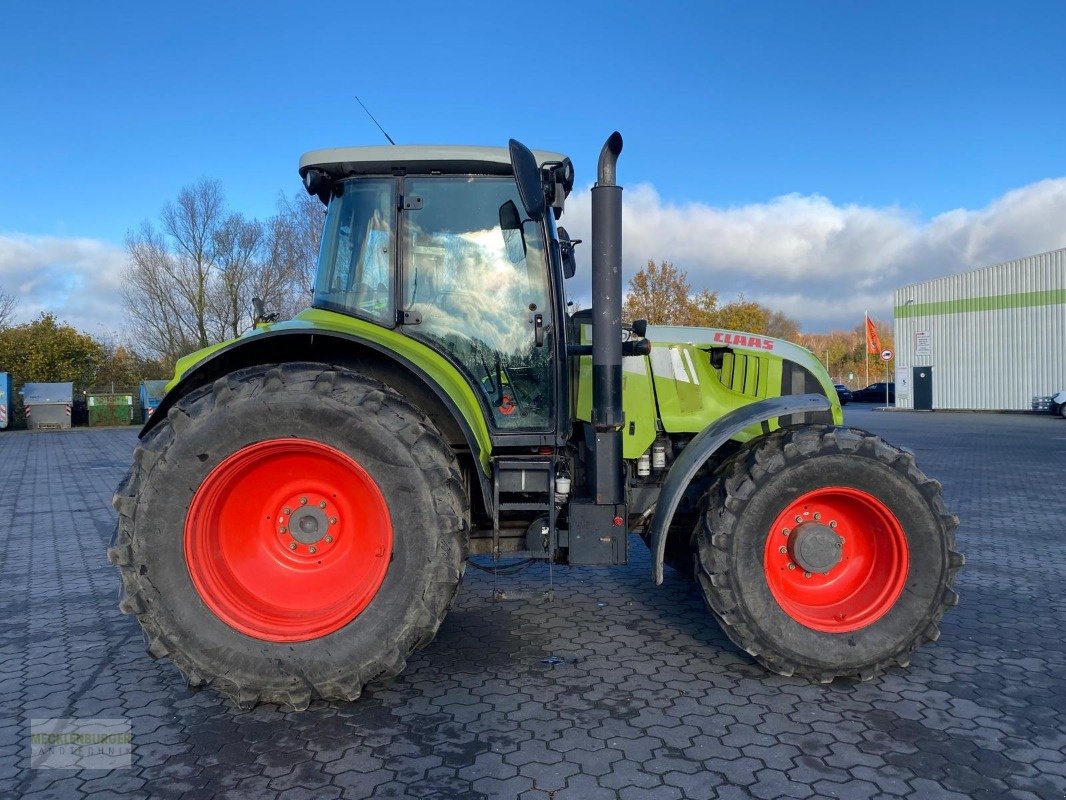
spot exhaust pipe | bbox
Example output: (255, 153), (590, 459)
(590, 132), (624, 505)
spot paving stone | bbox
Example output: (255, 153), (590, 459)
(1, 411), (1064, 799)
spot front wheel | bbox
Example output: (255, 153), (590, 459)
(697, 425), (963, 681)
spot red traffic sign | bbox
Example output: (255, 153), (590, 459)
(880, 349), (893, 361)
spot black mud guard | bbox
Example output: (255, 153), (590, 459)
(649, 394), (832, 585)
(141, 328), (492, 510)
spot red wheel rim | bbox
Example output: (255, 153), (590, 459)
(184, 439), (392, 642)
(763, 487), (908, 633)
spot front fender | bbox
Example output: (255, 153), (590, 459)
(649, 394), (831, 584)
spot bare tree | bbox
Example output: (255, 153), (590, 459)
(123, 181), (326, 364)
(0, 288), (17, 329)
(160, 179), (225, 349)
(124, 179), (227, 363)
(123, 222), (201, 364)
(271, 190), (325, 308)
(208, 213), (265, 340)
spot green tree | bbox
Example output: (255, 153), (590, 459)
(799, 318), (893, 387)
(0, 314), (106, 392)
(622, 260), (694, 325)
(92, 342), (170, 392)
(622, 260), (801, 338)
(709, 294), (771, 333)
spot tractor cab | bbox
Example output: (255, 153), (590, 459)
(301, 146), (575, 435)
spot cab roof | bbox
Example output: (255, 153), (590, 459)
(299, 145), (569, 179)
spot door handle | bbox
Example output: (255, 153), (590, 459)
(533, 313), (545, 347)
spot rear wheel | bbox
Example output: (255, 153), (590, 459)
(109, 363), (468, 708)
(696, 425), (962, 681)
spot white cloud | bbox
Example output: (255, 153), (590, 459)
(4, 175), (1066, 338)
(0, 234), (128, 337)
(561, 177), (1066, 331)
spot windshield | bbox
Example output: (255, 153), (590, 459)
(312, 179), (396, 323)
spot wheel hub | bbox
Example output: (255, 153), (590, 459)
(787, 523), (843, 574)
(278, 494), (338, 549)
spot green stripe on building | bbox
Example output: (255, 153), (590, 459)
(895, 288), (1066, 318)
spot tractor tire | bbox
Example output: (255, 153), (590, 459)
(696, 425), (963, 682)
(108, 363), (468, 709)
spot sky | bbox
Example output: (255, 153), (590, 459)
(2, 1), (1066, 334)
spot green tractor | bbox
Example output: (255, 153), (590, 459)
(109, 133), (962, 708)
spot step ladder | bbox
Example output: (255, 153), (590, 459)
(490, 457), (556, 602)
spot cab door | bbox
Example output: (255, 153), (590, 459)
(399, 177), (555, 431)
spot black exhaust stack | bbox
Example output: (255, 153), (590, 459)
(590, 132), (624, 505)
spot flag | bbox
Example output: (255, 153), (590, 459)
(865, 315), (882, 355)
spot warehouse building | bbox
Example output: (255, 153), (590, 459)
(893, 248), (1066, 410)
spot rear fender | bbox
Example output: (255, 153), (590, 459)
(142, 329), (493, 509)
(649, 394), (831, 584)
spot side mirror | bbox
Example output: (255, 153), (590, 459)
(508, 138), (546, 221)
(557, 226), (581, 279)
(498, 200), (527, 264)
(251, 297), (279, 326)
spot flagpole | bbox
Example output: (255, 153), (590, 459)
(864, 310), (869, 387)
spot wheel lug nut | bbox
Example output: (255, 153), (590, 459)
(289, 542), (297, 551)
(324, 536), (333, 544)
(779, 546), (787, 554)
(319, 500), (327, 509)
(814, 512), (821, 520)
(804, 571), (812, 579)
(279, 526), (287, 533)
(309, 546), (317, 554)
(782, 528), (790, 536)
(795, 515), (803, 523)
(787, 562), (796, 571)
(283, 507), (292, 515)
(829, 520), (837, 528)
(329, 517), (337, 525)
(300, 497), (308, 505)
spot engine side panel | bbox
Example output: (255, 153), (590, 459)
(572, 322), (843, 458)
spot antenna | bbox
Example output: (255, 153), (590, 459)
(355, 96), (396, 145)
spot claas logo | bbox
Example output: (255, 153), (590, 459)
(713, 331), (775, 350)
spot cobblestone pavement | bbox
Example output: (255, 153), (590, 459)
(2, 409), (1065, 799)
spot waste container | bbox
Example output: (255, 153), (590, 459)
(0, 372), (11, 430)
(87, 393), (134, 427)
(22, 382), (73, 430)
(139, 380), (168, 424)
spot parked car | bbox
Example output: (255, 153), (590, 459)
(834, 384), (852, 405)
(1051, 390), (1066, 418)
(1031, 392), (1065, 415)
(851, 382), (895, 403)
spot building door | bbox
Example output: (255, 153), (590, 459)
(913, 366), (933, 410)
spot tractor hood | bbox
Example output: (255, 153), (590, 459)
(572, 320), (842, 459)
(644, 324), (831, 381)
